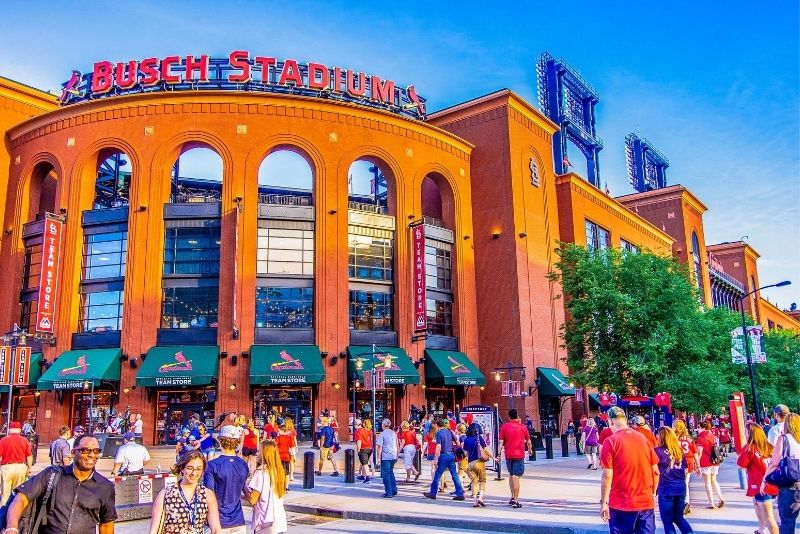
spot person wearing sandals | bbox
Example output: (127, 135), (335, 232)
(149, 450), (223, 534)
(696, 420), (725, 510)
(463, 422), (489, 508)
(398, 420), (420, 482)
(655, 427), (693, 534)
(737, 423), (778, 534)
(582, 418), (600, 470)
(599, 406), (659, 534)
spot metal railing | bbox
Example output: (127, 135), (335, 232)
(348, 201), (387, 214)
(259, 194), (311, 206)
(708, 266), (745, 292)
(171, 192), (222, 204)
(423, 216), (447, 229)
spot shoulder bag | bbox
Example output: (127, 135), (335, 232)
(0, 466), (62, 534)
(765, 435), (800, 487)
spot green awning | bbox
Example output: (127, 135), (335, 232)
(38, 348), (121, 390)
(347, 346), (419, 385)
(0, 352), (43, 392)
(589, 393), (601, 407)
(536, 367), (576, 397)
(424, 349), (486, 386)
(250, 345), (325, 385)
(136, 345), (219, 387)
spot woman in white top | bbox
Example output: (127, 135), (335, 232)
(763, 412), (800, 534)
(248, 440), (288, 534)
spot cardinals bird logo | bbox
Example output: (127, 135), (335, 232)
(376, 353), (400, 370)
(58, 355), (89, 377)
(159, 351), (193, 373)
(448, 355), (469, 374)
(59, 70), (84, 105)
(403, 85), (426, 118)
(270, 350), (304, 371)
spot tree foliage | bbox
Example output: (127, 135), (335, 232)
(758, 329), (800, 413)
(549, 243), (748, 413)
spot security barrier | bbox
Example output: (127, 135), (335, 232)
(114, 473), (177, 521)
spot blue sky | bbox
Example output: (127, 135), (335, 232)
(1, 1), (797, 307)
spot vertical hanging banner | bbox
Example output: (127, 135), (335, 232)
(411, 224), (427, 332)
(36, 213), (65, 334)
(0, 346), (11, 384)
(12, 346), (31, 386)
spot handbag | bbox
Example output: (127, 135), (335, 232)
(765, 435), (800, 487)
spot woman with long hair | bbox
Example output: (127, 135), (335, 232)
(242, 418), (260, 475)
(696, 420), (725, 509)
(738, 423), (778, 534)
(581, 418), (600, 470)
(248, 440), (288, 534)
(149, 450), (222, 534)
(655, 427), (693, 534)
(463, 422), (488, 507)
(284, 417), (298, 481)
(424, 420), (444, 490)
(398, 420), (420, 482)
(673, 419), (699, 514)
(764, 412), (800, 534)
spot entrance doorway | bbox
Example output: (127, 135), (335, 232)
(253, 387), (313, 441)
(155, 389), (216, 445)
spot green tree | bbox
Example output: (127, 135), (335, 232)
(758, 329), (800, 412)
(549, 243), (746, 413)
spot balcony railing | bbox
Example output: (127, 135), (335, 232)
(708, 266), (745, 293)
(259, 194), (311, 206)
(171, 192), (222, 204)
(348, 201), (387, 214)
(423, 216), (447, 229)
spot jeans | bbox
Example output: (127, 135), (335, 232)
(380, 459), (397, 496)
(777, 487), (800, 534)
(657, 495), (693, 534)
(429, 452), (464, 497)
(609, 508), (656, 534)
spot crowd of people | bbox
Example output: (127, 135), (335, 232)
(0, 401), (796, 534)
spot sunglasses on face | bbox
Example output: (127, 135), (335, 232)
(75, 448), (102, 455)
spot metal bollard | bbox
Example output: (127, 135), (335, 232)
(576, 438), (583, 456)
(545, 435), (554, 459)
(303, 451), (315, 489)
(414, 448), (422, 475)
(529, 446), (536, 461)
(560, 434), (569, 457)
(345, 448), (355, 483)
(737, 468), (746, 490)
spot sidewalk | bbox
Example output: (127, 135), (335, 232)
(35, 444), (758, 533)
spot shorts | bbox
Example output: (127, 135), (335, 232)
(506, 458), (525, 477)
(320, 446), (332, 460)
(281, 460), (290, 474)
(241, 447), (257, 457)
(699, 465), (719, 475)
(402, 445), (417, 470)
(358, 448), (372, 466)
(584, 445), (599, 454)
(754, 493), (774, 502)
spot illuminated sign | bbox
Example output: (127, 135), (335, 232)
(412, 225), (427, 332)
(60, 51), (427, 120)
(36, 214), (64, 335)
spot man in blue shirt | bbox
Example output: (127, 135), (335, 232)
(314, 417), (339, 476)
(423, 417), (465, 500)
(203, 425), (249, 533)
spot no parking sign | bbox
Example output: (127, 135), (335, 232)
(138, 478), (153, 504)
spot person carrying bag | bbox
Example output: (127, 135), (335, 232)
(764, 412), (800, 534)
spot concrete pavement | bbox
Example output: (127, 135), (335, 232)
(34, 444), (762, 533)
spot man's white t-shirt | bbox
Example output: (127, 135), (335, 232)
(767, 422), (785, 446)
(115, 442), (151, 472)
(133, 419), (144, 434)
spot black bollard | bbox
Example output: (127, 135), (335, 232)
(576, 438), (583, 456)
(414, 448), (422, 476)
(560, 434), (569, 457)
(303, 451), (315, 489)
(345, 448), (355, 483)
(545, 435), (554, 459)
(529, 445), (536, 461)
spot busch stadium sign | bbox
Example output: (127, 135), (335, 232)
(59, 52), (427, 120)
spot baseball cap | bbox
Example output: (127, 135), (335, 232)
(607, 406), (626, 420)
(74, 425), (85, 433)
(773, 404), (790, 416)
(355, 419), (362, 427)
(219, 425), (242, 439)
(182, 427), (191, 435)
(9, 422), (21, 430)
(123, 432), (136, 440)
(631, 415), (646, 426)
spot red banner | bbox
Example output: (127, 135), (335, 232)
(0, 346), (11, 384)
(728, 392), (747, 454)
(412, 225), (427, 332)
(36, 214), (65, 334)
(12, 346), (31, 386)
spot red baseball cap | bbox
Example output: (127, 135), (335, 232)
(9, 422), (21, 429)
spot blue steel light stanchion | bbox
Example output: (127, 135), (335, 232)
(737, 280), (790, 422)
(3, 324), (29, 436)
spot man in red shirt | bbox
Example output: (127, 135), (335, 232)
(631, 415), (657, 449)
(600, 407), (659, 534)
(0, 421), (33, 505)
(496, 409), (532, 509)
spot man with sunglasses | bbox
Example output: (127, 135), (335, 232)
(3, 434), (117, 534)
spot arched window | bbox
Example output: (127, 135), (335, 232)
(170, 146), (223, 203)
(692, 232), (703, 299)
(94, 150), (131, 209)
(258, 149), (313, 206)
(421, 175), (455, 339)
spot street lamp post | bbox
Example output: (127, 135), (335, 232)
(350, 344), (393, 470)
(3, 324), (29, 436)
(493, 361), (526, 410)
(738, 280), (791, 422)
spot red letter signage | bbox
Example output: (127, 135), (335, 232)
(36, 214), (64, 334)
(0, 346), (11, 385)
(412, 225), (427, 332)
(12, 346), (31, 386)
